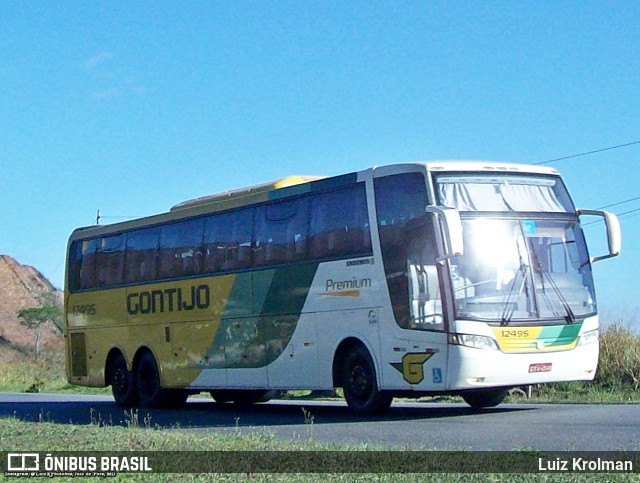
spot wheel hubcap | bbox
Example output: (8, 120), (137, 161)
(113, 369), (126, 393)
(349, 363), (371, 400)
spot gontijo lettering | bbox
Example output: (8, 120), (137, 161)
(127, 284), (210, 315)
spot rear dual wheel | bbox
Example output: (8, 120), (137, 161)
(135, 352), (189, 408)
(110, 352), (188, 408)
(110, 353), (138, 407)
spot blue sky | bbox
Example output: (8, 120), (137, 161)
(1, 2), (638, 325)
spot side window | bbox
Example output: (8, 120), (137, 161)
(159, 219), (204, 279)
(96, 234), (125, 287)
(70, 235), (125, 291)
(309, 184), (371, 260)
(254, 198), (309, 266)
(375, 173), (428, 227)
(79, 239), (99, 290)
(203, 208), (254, 273)
(125, 227), (160, 284)
(67, 241), (83, 292)
(375, 173), (442, 330)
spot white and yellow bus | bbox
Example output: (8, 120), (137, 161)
(64, 162), (621, 414)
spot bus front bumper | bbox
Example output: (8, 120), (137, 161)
(446, 342), (599, 390)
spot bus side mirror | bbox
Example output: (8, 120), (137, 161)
(425, 206), (464, 260)
(577, 209), (621, 263)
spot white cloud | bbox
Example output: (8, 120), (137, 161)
(85, 52), (114, 69)
(92, 87), (121, 99)
(132, 86), (154, 95)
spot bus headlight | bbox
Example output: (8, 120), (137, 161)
(449, 333), (499, 350)
(577, 328), (599, 346)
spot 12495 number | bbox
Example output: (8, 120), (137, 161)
(499, 329), (530, 338)
(71, 304), (96, 316)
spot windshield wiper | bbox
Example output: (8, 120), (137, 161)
(500, 255), (528, 327)
(530, 250), (576, 324)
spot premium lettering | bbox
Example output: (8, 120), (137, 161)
(127, 285), (210, 315)
(325, 277), (372, 292)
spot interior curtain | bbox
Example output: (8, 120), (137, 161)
(438, 182), (568, 212)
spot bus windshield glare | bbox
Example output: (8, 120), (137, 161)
(435, 173), (596, 323)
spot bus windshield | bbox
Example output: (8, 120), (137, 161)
(434, 172), (595, 323)
(449, 218), (595, 323)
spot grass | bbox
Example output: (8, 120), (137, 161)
(1, 322), (639, 481)
(1, 416), (636, 482)
(525, 322), (640, 404)
(596, 322), (640, 390)
(0, 344), (109, 394)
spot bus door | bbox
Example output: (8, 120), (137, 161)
(374, 172), (449, 391)
(408, 262), (443, 327)
(377, 211), (450, 391)
(397, 214), (449, 391)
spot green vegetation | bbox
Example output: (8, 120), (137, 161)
(515, 323), (640, 404)
(1, 417), (635, 482)
(1, 322), (638, 481)
(16, 293), (63, 360)
(596, 322), (640, 390)
(0, 345), (108, 394)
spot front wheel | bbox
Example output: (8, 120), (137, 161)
(462, 388), (508, 410)
(342, 346), (392, 415)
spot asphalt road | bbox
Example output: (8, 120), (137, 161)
(0, 392), (638, 451)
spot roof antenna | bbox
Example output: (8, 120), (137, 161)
(96, 209), (101, 225)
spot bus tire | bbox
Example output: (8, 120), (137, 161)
(462, 388), (508, 410)
(342, 345), (392, 415)
(209, 390), (234, 403)
(135, 352), (166, 408)
(234, 390), (275, 404)
(109, 353), (139, 407)
(161, 389), (190, 408)
(210, 390), (274, 404)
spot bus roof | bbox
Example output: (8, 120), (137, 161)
(69, 161), (563, 241)
(170, 175), (324, 212)
(171, 162), (561, 214)
(421, 160), (560, 175)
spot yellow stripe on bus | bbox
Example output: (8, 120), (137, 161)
(321, 290), (361, 297)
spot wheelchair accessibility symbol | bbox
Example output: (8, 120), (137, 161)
(432, 367), (442, 384)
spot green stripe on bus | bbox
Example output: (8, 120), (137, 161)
(259, 263), (318, 316)
(205, 263), (319, 369)
(538, 323), (582, 346)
